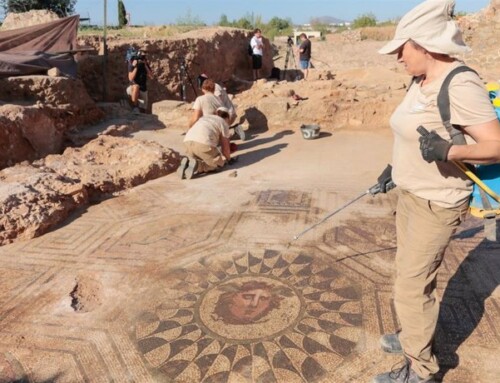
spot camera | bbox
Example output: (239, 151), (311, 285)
(133, 51), (146, 62)
(287, 36), (294, 46)
(129, 48), (146, 63)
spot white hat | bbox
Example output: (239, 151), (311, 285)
(216, 106), (230, 114)
(379, 0), (470, 55)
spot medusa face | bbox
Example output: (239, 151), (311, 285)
(212, 281), (290, 325)
(228, 287), (272, 322)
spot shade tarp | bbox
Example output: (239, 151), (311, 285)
(0, 15), (80, 78)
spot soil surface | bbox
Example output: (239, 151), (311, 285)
(0, 124), (498, 383)
(0, 3), (499, 382)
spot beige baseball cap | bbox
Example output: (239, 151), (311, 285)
(379, 0), (470, 55)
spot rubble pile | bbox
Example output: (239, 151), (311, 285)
(0, 10), (59, 31)
(0, 77), (104, 169)
(459, 1), (500, 80)
(0, 136), (180, 245)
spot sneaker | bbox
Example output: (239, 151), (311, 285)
(185, 158), (198, 180)
(234, 124), (246, 141)
(380, 333), (403, 354)
(372, 359), (435, 383)
(176, 157), (189, 179)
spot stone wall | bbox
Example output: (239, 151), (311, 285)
(77, 28), (274, 104)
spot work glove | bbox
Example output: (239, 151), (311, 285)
(227, 156), (238, 165)
(417, 126), (452, 163)
(376, 164), (395, 194)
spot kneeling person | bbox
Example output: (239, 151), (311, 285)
(178, 107), (233, 179)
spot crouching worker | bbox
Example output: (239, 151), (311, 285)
(178, 107), (235, 179)
(197, 74), (246, 140)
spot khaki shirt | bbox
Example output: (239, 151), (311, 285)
(184, 115), (230, 147)
(192, 93), (222, 116)
(391, 62), (497, 208)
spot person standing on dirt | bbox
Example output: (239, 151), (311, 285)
(373, 1), (500, 383)
(178, 107), (234, 180)
(188, 78), (223, 128)
(197, 74), (246, 140)
(127, 50), (153, 113)
(298, 33), (311, 80)
(250, 28), (264, 81)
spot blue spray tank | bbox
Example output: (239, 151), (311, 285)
(469, 82), (500, 223)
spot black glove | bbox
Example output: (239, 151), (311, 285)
(417, 126), (452, 163)
(227, 156), (238, 165)
(377, 164), (395, 194)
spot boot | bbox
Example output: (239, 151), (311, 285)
(380, 332), (403, 354)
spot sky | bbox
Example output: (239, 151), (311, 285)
(75, 0), (491, 26)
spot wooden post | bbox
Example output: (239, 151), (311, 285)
(103, 0), (108, 101)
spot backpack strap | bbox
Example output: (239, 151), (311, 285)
(437, 66), (478, 145)
(439, 66), (500, 240)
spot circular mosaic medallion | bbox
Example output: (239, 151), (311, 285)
(196, 275), (303, 342)
(134, 249), (363, 383)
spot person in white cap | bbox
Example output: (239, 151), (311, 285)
(197, 74), (246, 140)
(373, 1), (500, 382)
(178, 107), (235, 179)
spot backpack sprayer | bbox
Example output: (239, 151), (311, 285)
(288, 180), (395, 246)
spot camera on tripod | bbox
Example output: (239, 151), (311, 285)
(287, 36), (294, 47)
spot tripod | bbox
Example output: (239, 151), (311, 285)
(179, 58), (197, 101)
(282, 41), (298, 81)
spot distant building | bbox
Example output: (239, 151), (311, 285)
(297, 21), (351, 34)
(293, 30), (322, 44)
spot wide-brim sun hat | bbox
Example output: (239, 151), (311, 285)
(379, 0), (470, 55)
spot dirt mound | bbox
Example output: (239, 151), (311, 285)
(1, 10), (59, 31)
(458, 1), (500, 80)
(40, 136), (180, 198)
(154, 69), (407, 132)
(77, 27), (273, 104)
(0, 77), (104, 169)
(237, 70), (407, 131)
(0, 164), (87, 245)
(0, 136), (180, 246)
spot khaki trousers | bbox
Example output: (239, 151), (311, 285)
(394, 190), (468, 378)
(185, 141), (225, 173)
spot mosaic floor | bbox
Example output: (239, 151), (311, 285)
(1, 163), (499, 382)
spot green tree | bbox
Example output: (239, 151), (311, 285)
(175, 8), (205, 26)
(1, 0), (76, 17)
(118, 0), (127, 28)
(233, 15), (253, 30)
(268, 16), (289, 31)
(218, 14), (230, 27)
(352, 13), (377, 28)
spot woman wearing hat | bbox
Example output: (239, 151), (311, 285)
(374, 1), (500, 382)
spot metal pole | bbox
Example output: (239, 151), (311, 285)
(103, 0), (108, 101)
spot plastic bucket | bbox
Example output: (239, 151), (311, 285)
(300, 124), (321, 140)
